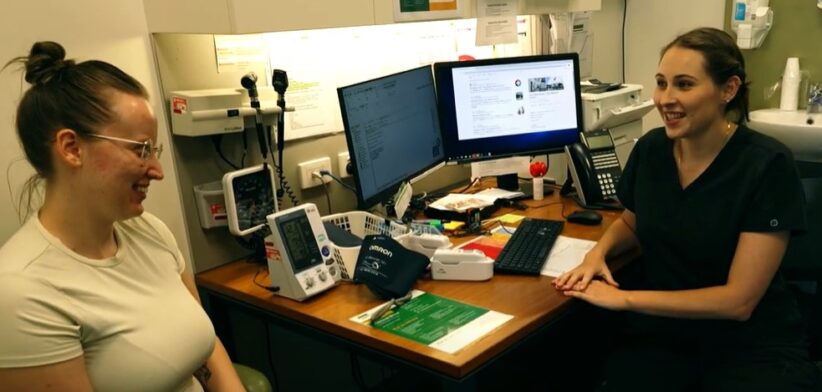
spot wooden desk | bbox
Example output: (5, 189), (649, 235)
(196, 191), (630, 389)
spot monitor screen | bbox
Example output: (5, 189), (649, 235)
(434, 53), (583, 163)
(338, 65), (445, 209)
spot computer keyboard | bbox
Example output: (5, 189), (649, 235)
(494, 218), (564, 275)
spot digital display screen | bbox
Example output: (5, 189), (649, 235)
(586, 134), (614, 150)
(276, 210), (323, 273)
(232, 167), (275, 232)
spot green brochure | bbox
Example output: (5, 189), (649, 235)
(352, 291), (513, 354)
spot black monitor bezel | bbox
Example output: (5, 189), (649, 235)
(434, 53), (584, 164)
(337, 65), (444, 210)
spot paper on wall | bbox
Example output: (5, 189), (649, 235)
(475, 0), (519, 46)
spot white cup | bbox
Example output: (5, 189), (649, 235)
(780, 57), (801, 111)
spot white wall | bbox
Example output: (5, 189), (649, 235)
(624, 0), (725, 131)
(0, 1), (192, 268)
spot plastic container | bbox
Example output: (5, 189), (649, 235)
(193, 181), (228, 229)
(780, 57), (801, 111)
(321, 211), (437, 281)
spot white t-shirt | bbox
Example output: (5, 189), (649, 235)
(0, 213), (215, 392)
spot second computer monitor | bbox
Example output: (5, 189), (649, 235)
(338, 65), (445, 210)
(434, 53), (584, 163)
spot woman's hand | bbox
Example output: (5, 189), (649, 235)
(561, 280), (629, 311)
(552, 249), (618, 292)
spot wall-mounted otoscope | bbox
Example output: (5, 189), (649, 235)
(241, 72), (269, 160)
(272, 69), (289, 161)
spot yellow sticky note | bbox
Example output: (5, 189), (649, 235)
(498, 213), (525, 224)
(443, 221), (465, 231)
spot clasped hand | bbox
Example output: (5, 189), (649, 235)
(551, 251), (629, 311)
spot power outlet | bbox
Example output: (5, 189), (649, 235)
(337, 151), (351, 178)
(298, 157), (333, 189)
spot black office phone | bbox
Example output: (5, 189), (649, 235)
(564, 129), (622, 208)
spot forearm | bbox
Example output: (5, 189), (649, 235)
(590, 211), (640, 260)
(625, 285), (755, 321)
(202, 338), (245, 392)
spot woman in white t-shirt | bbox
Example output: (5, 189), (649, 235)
(0, 41), (245, 391)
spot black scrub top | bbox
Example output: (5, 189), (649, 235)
(617, 125), (807, 348)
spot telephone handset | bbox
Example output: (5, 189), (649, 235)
(563, 129), (623, 208)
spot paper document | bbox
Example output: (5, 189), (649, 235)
(428, 193), (496, 213)
(473, 187), (524, 200)
(350, 290), (513, 354)
(475, 0), (518, 46)
(540, 235), (596, 277)
(456, 226), (511, 259)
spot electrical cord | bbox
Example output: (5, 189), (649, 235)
(266, 125), (300, 207)
(622, 0), (628, 83)
(276, 164), (300, 207)
(318, 169), (356, 193)
(529, 200), (566, 217)
(210, 135), (240, 170)
(457, 177), (482, 193)
(234, 228), (271, 263)
(252, 264), (280, 293)
(312, 171), (333, 215)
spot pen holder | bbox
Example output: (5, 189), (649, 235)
(533, 177), (544, 200)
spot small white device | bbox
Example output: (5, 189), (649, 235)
(223, 165), (278, 236)
(399, 232), (452, 258)
(730, 0), (773, 50)
(265, 203), (338, 301)
(430, 248), (494, 281)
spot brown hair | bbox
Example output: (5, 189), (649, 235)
(661, 27), (750, 123)
(4, 41), (148, 218)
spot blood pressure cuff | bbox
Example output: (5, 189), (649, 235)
(354, 234), (429, 299)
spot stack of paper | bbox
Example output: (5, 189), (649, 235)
(428, 188), (523, 213)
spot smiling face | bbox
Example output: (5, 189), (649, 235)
(654, 46), (728, 140)
(82, 91), (164, 221)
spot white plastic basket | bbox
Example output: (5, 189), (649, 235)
(322, 211), (439, 281)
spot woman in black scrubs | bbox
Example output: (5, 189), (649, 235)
(553, 27), (821, 391)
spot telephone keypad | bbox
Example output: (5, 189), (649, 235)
(592, 150), (621, 199)
(597, 173), (617, 197)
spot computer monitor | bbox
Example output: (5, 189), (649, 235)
(338, 65), (445, 209)
(434, 53), (584, 187)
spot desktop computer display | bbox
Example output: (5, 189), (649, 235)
(434, 53), (584, 164)
(337, 65), (445, 209)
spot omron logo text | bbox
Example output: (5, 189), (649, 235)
(369, 245), (392, 258)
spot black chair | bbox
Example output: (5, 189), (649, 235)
(782, 176), (822, 361)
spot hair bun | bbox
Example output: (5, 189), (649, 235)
(25, 41), (74, 85)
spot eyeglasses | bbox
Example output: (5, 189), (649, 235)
(87, 134), (163, 161)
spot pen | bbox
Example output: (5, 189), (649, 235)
(370, 291), (413, 323)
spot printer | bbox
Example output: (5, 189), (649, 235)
(580, 83), (654, 167)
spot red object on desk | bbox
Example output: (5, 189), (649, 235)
(459, 232), (511, 260)
(529, 161), (547, 177)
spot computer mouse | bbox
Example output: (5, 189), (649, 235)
(566, 210), (603, 225)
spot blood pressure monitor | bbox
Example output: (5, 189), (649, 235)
(265, 203), (338, 301)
